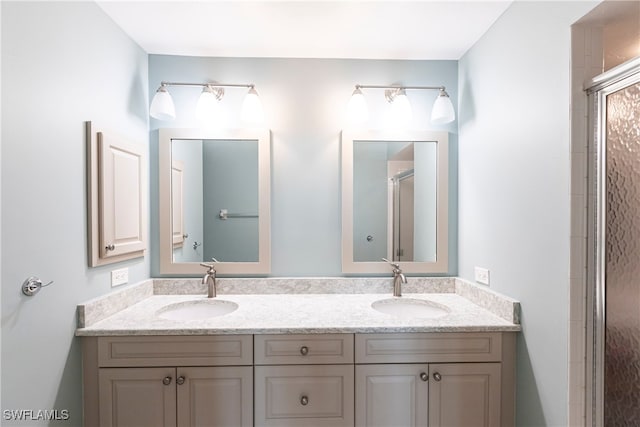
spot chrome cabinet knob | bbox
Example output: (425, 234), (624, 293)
(433, 372), (442, 382)
(162, 376), (172, 385)
(420, 372), (428, 382)
(105, 244), (115, 251)
(176, 376), (185, 385)
(300, 346), (309, 356)
(300, 396), (309, 406)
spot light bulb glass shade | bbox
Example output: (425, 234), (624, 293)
(431, 91), (455, 124)
(196, 86), (221, 122)
(150, 86), (176, 120)
(347, 88), (368, 124)
(241, 87), (265, 124)
(390, 90), (412, 127)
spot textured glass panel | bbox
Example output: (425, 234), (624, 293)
(605, 81), (640, 426)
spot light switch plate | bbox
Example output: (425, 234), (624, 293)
(474, 266), (490, 286)
(111, 267), (129, 287)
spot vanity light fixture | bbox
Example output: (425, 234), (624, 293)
(149, 81), (265, 124)
(149, 84), (176, 121)
(347, 87), (368, 124)
(347, 84), (456, 125)
(387, 88), (413, 126)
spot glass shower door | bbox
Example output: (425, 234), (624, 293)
(602, 76), (640, 426)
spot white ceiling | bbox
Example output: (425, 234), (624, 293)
(97, 1), (512, 60)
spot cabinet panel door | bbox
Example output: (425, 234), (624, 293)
(255, 365), (354, 426)
(428, 363), (501, 427)
(98, 131), (147, 258)
(98, 367), (176, 427)
(177, 366), (253, 427)
(355, 364), (429, 427)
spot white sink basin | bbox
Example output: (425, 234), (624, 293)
(371, 298), (449, 319)
(156, 299), (238, 321)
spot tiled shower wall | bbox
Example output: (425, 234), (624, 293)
(569, 22), (603, 427)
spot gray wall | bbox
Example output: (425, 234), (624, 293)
(457, 2), (597, 425)
(1, 2), (149, 424)
(149, 55), (458, 276)
(203, 140), (259, 262)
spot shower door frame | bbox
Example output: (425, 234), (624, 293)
(585, 57), (640, 427)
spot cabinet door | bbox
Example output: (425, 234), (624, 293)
(176, 366), (253, 427)
(255, 365), (354, 426)
(98, 131), (147, 258)
(355, 364), (429, 427)
(428, 363), (501, 427)
(98, 367), (176, 427)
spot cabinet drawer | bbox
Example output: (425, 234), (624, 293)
(255, 334), (354, 365)
(255, 365), (354, 426)
(355, 332), (502, 363)
(97, 335), (252, 367)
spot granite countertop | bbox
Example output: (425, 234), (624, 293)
(76, 277), (521, 336)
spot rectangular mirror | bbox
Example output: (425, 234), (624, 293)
(342, 130), (448, 273)
(159, 128), (271, 274)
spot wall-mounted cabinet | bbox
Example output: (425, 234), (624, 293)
(86, 122), (147, 266)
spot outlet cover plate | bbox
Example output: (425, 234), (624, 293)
(474, 266), (490, 286)
(111, 267), (129, 287)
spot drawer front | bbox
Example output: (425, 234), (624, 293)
(97, 335), (252, 367)
(355, 332), (502, 363)
(255, 365), (354, 426)
(255, 334), (354, 365)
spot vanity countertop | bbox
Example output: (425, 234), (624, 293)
(76, 277), (520, 336)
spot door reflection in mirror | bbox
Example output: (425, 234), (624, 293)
(353, 141), (436, 263)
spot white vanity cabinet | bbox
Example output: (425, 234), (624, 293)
(82, 335), (253, 427)
(254, 334), (355, 427)
(354, 332), (515, 427)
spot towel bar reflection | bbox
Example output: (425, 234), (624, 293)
(218, 209), (259, 220)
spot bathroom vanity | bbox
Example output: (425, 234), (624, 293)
(77, 278), (519, 427)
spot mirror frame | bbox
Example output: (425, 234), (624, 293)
(341, 130), (449, 274)
(159, 128), (271, 275)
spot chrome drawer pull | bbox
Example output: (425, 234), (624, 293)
(300, 395), (309, 406)
(433, 372), (442, 382)
(162, 376), (172, 386)
(176, 376), (185, 385)
(420, 372), (428, 381)
(300, 346), (309, 356)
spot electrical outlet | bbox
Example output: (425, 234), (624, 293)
(111, 267), (129, 287)
(474, 267), (490, 286)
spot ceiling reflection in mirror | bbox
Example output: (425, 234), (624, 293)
(342, 130), (448, 274)
(171, 139), (259, 263)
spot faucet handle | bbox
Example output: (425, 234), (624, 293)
(199, 261), (217, 272)
(381, 258), (400, 269)
(200, 258), (219, 269)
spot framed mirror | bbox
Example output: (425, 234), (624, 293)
(159, 128), (271, 274)
(341, 130), (448, 273)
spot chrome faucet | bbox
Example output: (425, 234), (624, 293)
(200, 258), (219, 298)
(382, 258), (407, 297)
